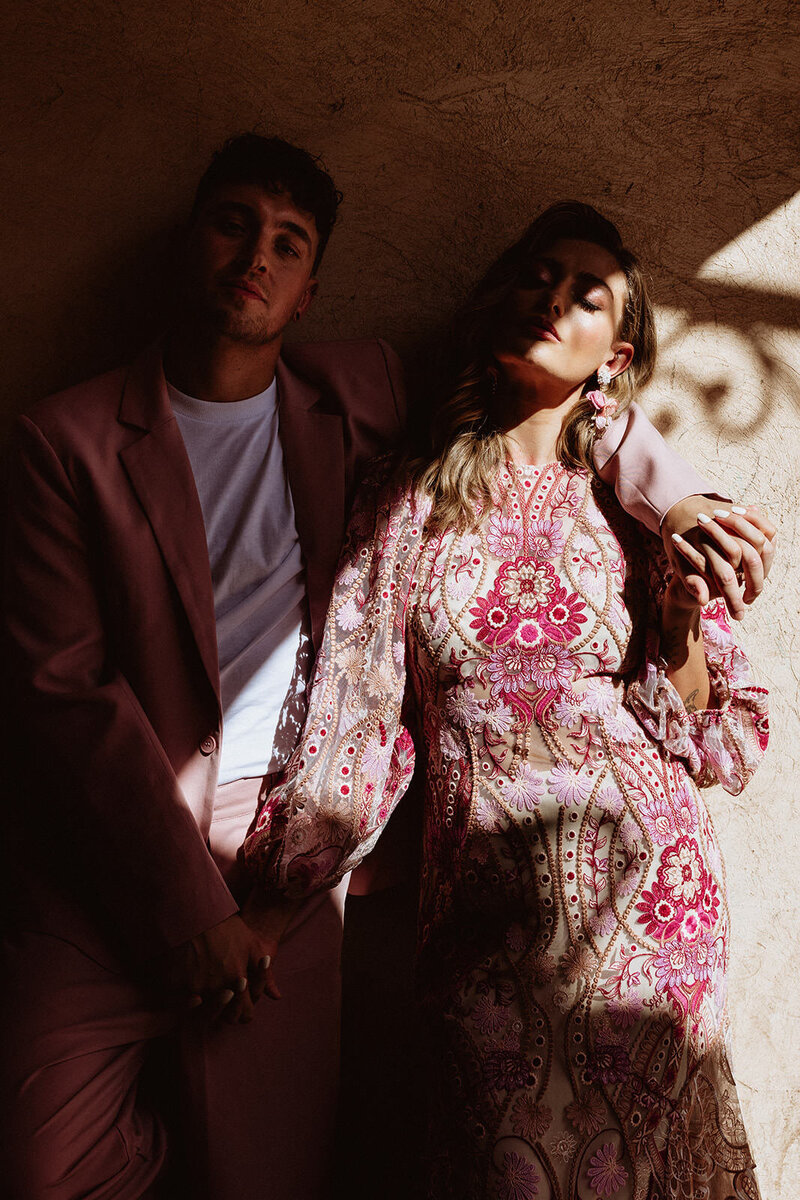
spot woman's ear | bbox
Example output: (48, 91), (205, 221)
(607, 341), (634, 379)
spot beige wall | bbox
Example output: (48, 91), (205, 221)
(3, 0), (799, 1192)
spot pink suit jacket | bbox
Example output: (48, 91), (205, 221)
(2, 345), (712, 962)
(2, 340), (406, 963)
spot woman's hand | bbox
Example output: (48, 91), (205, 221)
(161, 912), (280, 1025)
(662, 498), (777, 620)
(206, 891), (300, 1025)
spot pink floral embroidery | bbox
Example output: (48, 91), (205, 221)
(636, 878), (684, 940)
(596, 783), (625, 818)
(559, 943), (596, 983)
(565, 1089), (606, 1135)
(445, 687), (483, 728)
(639, 792), (676, 844)
(244, 463), (767, 1198)
(488, 644), (535, 696)
(505, 762), (546, 810)
(510, 1096), (552, 1140)
(549, 1132), (578, 1162)
(497, 1151), (540, 1200)
(487, 513), (524, 559)
(498, 557), (558, 614)
(336, 596), (364, 631)
(513, 618), (546, 651)
(469, 588), (519, 646)
(589, 1040), (630, 1085)
(539, 587), (588, 642)
(587, 1143), (628, 1196)
(608, 991), (644, 1028)
(472, 993), (508, 1034)
(660, 837), (704, 905)
(548, 761), (593, 807)
(671, 781), (699, 836)
(653, 930), (714, 998)
(528, 642), (576, 691)
(529, 517), (566, 559)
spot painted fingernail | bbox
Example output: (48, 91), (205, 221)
(671, 533), (684, 543)
(259, 955), (271, 971)
(188, 995), (203, 1008)
(712, 509), (730, 519)
(731, 506), (748, 515)
(219, 989), (235, 1005)
(696, 513), (712, 525)
(234, 976), (248, 993)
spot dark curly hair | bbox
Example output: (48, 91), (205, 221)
(192, 133), (342, 271)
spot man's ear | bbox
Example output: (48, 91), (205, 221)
(607, 341), (634, 379)
(294, 278), (318, 322)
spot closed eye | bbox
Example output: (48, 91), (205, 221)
(517, 268), (553, 290)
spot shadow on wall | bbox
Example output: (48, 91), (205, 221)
(21, 189), (797, 453)
(1, 0), (798, 449)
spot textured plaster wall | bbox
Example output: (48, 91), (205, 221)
(2, 1), (799, 1192)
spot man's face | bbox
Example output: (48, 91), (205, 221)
(181, 183), (320, 345)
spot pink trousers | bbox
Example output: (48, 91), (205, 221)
(0, 778), (347, 1200)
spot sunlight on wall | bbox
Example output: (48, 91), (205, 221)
(644, 196), (800, 1194)
(697, 193), (800, 297)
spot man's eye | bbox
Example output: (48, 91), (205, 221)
(278, 242), (300, 259)
(219, 220), (246, 235)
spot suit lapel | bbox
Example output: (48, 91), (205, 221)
(118, 348), (220, 709)
(276, 358), (345, 653)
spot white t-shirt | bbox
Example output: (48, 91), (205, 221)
(168, 379), (312, 786)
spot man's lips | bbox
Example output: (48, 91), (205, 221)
(222, 279), (266, 301)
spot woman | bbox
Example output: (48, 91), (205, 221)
(244, 203), (769, 1198)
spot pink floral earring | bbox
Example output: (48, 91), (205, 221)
(586, 364), (618, 432)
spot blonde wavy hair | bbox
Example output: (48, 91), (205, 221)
(411, 202), (657, 533)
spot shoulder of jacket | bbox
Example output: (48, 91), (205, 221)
(20, 365), (128, 441)
(281, 338), (399, 387)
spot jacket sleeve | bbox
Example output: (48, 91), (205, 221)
(626, 559), (769, 795)
(593, 401), (727, 535)
(2, 416), (237, 961)
(243, 471), (426, 900)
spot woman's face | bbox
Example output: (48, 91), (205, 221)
(493, 237), (634, 394)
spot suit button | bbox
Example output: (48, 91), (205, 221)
(199, 734), (218, 756)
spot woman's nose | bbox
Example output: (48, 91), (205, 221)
(548, 291), (562, 318)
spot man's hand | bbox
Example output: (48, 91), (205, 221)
(662, 497), (777, 621)
(162, 913), (280, 1025)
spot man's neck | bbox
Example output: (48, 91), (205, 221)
(163, 328), (282, 403)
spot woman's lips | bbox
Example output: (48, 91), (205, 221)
(524, 318), (560, 342)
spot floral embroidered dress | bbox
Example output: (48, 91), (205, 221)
(244, 462), (768, 1200)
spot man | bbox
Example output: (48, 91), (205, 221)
(0, 134), (773, 1200)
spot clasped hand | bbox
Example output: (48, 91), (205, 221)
(662, 498), (777, 617)
(162, 909), (282, 1025)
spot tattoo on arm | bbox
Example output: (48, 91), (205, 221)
(683, 688), (700, 714)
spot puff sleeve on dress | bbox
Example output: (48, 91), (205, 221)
(627, 589), (769, 795)
(243, 469), (428, 899)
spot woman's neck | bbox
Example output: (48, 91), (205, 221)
(496, 381), (583, 467)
